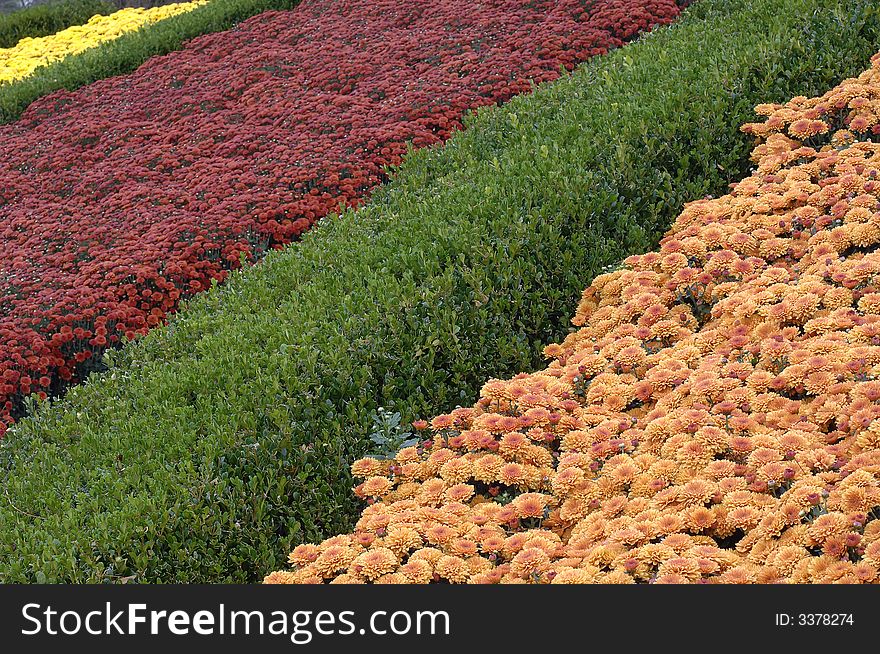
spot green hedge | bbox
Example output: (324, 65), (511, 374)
(0, 0), (299, 123)
(0, 0), (114, 49)
(1, 0), (879, 583)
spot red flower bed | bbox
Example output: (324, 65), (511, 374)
(0, 0), (683, 434)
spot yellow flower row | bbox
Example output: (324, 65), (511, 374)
(0, 2), (207, 85)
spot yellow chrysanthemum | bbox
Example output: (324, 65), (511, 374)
(0, 3), (207, 85)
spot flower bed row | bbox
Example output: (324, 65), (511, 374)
(266, 52), (880, 584)
(0, 0), (303, 123)
(0, 0), (114, 49)
(2, 0), (877, 584)
(0, 0), (686, 436)
(0, 1), (207, 85)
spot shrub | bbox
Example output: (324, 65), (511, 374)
(1, 0), (879, 583)
(267, 51), (880, 585)
(0, 0), (114, 49)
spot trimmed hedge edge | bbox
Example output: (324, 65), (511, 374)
(0, 0), (114, 49)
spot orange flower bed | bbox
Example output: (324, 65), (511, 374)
(265, 52), (880, 585)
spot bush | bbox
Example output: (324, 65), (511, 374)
(1, 0), (879, 583)
(0, 0), (300, 121)
(0, 0), (114, 49)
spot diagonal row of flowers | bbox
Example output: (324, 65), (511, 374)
(0, 0), (684, 434)
(0, 2), (207, 85)
(265, 52), (880, 584)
